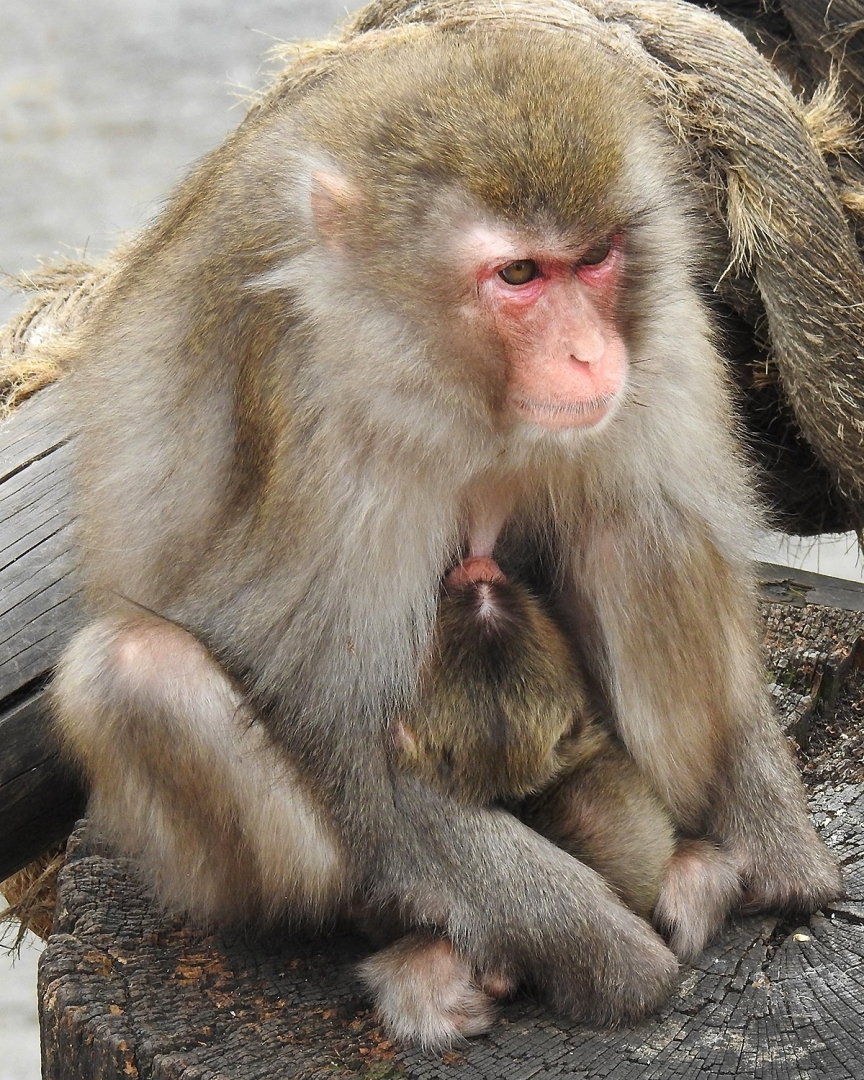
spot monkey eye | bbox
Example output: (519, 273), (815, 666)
(579, 238), (614, 267)
(499, 260), (540, 285)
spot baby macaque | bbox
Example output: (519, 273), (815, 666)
(394, 555), (676, 919)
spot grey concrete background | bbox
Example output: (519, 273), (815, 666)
(0, 935), (42, 1080)
(0, 0), (365, 323)
(0, 2), (861, 1077)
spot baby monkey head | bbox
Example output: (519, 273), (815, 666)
(394, 567), (590, 805)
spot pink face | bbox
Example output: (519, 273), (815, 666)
(465, 225), (628, 431)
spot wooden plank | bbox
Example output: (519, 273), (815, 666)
(0, 691), (84, 880)
(0, 552), (83, 702)
(758, 562), (864, 613)
(0, 444), (71, 518)
(0, 450), (74, 575)
(0, 383), (71, 484)
(0, 387), (86, 878)
(0, 390), (82, 706)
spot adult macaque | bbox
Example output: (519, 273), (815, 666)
(52, 25), (841, 1050)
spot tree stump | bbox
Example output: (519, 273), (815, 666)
(38, 783), (864, 1080)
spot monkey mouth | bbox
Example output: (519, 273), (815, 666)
(510, 394), (615, 430)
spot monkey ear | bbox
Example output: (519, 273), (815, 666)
(310, 170), (358, 245)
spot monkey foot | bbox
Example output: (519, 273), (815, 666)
(358, 934), (502, 1049)
(653, 840), (742, 962)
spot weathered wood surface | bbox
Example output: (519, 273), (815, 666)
(39, 786), (864, 1080)
(0, 385), (85, 880)
(0, 384), (82, 697)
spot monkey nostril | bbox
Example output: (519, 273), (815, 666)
(568, 354), (597, 371)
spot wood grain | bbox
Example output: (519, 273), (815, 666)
(0, 386), (85, 880)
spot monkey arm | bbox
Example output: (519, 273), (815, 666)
(577, 513), (842, 915)
(339, 769), (680, 1026)
(349, 775), (679, 1046)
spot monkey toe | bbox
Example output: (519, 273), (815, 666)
(359, 933), (498, 1050)
(729, 830), (843, 919)
(741, 864), (844, 917)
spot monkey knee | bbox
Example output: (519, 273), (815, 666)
(110, 617), (228, 705)
(52, 619), (133, 762)
(56, 615), (195, 699)
(54, 614), (345, 919)
(59, 614), (239, 736)
(112, 617), (184, 679)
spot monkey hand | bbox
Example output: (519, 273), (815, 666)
(532, 890), (680, 1029)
